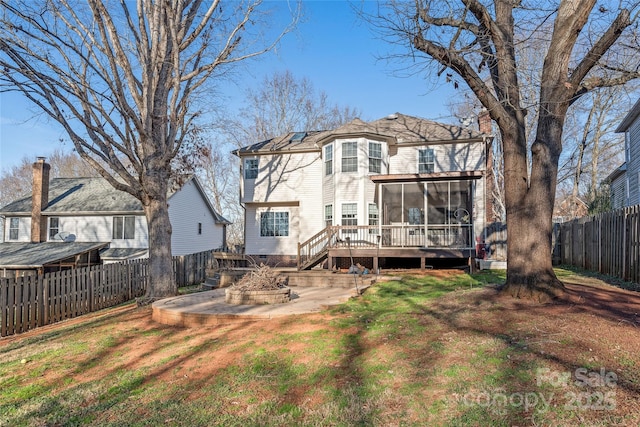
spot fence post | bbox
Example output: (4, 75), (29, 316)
(127, 261), (132, 301)
(0, 278), (7, 337)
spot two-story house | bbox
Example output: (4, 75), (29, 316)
(234, 112), (494, 270)
(0, 158), (229, 276)
(610, 97), (640, 208)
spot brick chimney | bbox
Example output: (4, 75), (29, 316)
(477, 108), (492, 135)
(31, 157), (50, 243)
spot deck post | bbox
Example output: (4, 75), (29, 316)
(373, 256), (379, 273)
(420, 257), (426, 269)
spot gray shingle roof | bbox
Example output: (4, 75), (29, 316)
(234, 113), (487, 154)
(0, 178), (141, 214)
(0, 242), (108, 268)
(0, 176), (230, 224)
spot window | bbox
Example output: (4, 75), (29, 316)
(324, 145), (333, 176)
(49, 217), (60, 240)
(368, 204), (379, 234)
(9, 218), (19, 240)
(244, 158), (258, 179)
(113, 216), (135, 239)
(198, 222), (202, 235)
(325, 204), (333, 227)
(369, 142), (382, 173)
(418, 148), (435, 173)
(341, 203), (357, 233)
(342, 142), (358, 172)
(260, 211), (289, 237)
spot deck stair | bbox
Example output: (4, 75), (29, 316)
(297, 227), (338, 270)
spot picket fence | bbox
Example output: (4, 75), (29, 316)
(558, 205), (640, 285)
(0, 249), (224, 337)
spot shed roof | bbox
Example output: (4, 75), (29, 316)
(99, 247), (148, 260)
(0, 242), (108, 268)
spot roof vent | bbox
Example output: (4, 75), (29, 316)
(386, 113), (398, 120)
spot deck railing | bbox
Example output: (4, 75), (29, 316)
(297, 224), (474, 269)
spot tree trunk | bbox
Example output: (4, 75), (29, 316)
(502, 195), (565, 302)
(141, 175), (176, 300)
(500, 117), (566, 302)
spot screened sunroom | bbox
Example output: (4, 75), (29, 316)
(376, 180), (475, 249)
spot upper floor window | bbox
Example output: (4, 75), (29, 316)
(369, 142), (382, 174)
(325, 204), (333, 227)
(342, 142), (358, 173)
(48, 217), (60, 240)
(244, 158), (258, 180)
(418, 148), (435, 174)
(260, 211), (289, 237)
(324, 145), (333, 176)
(113, 216), (135, 240)
(8, 217), (19, 240)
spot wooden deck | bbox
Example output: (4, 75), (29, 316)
(298, 225), (476, 270)
(327, 247), (476, 270)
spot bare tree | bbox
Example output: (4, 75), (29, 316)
(222, 70), (361, 145)
(0, 148), (99, 208)
(0, 0), (297, 299)
(367, 0), (640, 301)
(203, 70), (361, 247)
(557, 86), (632, 209)
(197, 139), (245, 247)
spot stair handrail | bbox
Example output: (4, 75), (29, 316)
(297, 226), (336, 269)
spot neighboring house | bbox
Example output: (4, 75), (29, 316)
(553, 194), (589, 223)
(611, 97), (640, 208)
(234, 112), (494, 270)
(0, 158), (229, 276)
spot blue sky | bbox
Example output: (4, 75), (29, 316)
(0, 1), (459, 173)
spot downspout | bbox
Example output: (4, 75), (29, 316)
(483, 135), (488, 248)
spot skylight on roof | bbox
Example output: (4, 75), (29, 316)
(290, 132), (306, 143)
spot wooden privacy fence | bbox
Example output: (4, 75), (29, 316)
(0, 260), (148, 337)
(559, 205), (640, 284)
(0, 249), (236, 337)
(173, 250), (246, 285)
(173, 250), (215, 287)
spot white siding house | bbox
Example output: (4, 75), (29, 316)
(0, 160), (229, 272)
(235, 113), (494, 269)
(612, 97), (640, 207)
(168, 177), (228, 255)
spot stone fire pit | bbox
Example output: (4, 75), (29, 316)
(225, 286), (290, 305)
(224, 264), (290, 305)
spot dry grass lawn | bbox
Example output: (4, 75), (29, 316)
(1, 268), (639, 426)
